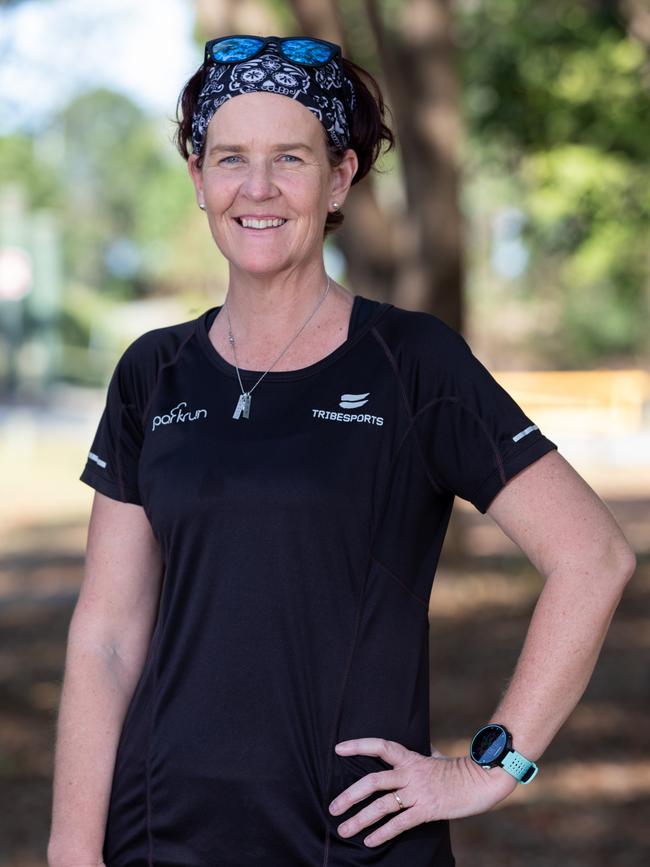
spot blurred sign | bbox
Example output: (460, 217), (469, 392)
(494, 369), (650, 436)
(0, 246), (33, 300)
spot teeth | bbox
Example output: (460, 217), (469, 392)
(239, 217), (287, 229)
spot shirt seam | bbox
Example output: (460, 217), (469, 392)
(109, 327), (201, 505)
(80, 466), (141, 503)
(115, 402), (139, 503)
(371, 555), (429, 610)
(410, 395), (508, 492)
(472, 433), (557, 507)
(138, 326), (201, 429)
(321, 321), (416, 862)
(369, 326), (446, 498)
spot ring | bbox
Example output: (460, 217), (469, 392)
(392, 791), (405, 809)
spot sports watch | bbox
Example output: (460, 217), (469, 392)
(469, 723), (539, 784)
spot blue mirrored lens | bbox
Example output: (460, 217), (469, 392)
(282, 39), (335, 65)
(211, 37), (264, 63)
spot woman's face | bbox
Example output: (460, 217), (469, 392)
(188, 91), (357, 278)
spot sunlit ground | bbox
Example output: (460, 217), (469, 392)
(0, 385), (648, 866)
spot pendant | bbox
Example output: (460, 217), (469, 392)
(233, 392), (251, 420)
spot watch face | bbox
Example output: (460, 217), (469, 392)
(471, 725), (508, 765)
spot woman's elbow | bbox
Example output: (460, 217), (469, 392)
(614, 540), (637, 585)
(599, 535), (637, 600)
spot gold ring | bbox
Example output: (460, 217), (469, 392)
(392, 791), (405, 809)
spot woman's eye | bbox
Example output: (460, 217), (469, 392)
(218, 154), (300, 165)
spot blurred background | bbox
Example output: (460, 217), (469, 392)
(0, 0), (648, 865)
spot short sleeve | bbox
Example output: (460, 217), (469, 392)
(79, 346), (144, 505)
(418, 327), (558, 514)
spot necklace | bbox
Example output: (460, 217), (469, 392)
(224, 276), (331, 420)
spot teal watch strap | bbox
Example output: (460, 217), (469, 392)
(501, 749), (539, 784)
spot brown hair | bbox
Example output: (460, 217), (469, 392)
(173, 55), (396, 237)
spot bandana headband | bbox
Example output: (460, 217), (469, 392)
(191, 42), (356, 157)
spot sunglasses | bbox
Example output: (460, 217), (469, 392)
(204, 35), (342, 69)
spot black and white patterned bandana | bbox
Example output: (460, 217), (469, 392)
(191, 42), (356, 156)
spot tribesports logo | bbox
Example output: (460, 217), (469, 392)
(151, 401), (208, 432)
(339, 392), (369, 409)
(312, 392), (383, 426)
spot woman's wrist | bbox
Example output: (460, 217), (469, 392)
(47, 840), (105, 867)
(461, 753), (519, 801)
(48, 861), (105, 867)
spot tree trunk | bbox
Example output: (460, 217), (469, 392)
(286, 0), (399, 302)
(194, 0), (278, 36)
(365, 0), (465, 332)
(620, 0), (650, 47)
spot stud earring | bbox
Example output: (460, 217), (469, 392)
(199, 202), (206, 211)
(331, 202), (341, 212)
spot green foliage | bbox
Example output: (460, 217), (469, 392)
(52, 89), (185, 294)
(0, 85), (222, 384)
(30, 87), (219, 299)
(456, 0), (650, 363)
(0, 133), (63, 208)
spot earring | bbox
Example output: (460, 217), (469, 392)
(199, 202), (206, 211)
(331, 202), (341, 212)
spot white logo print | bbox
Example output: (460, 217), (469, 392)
(152, 401), (208, 432)
(312, 390), (383, 427)
(512, 424), (539, 443)
(339, 392), (369, 409)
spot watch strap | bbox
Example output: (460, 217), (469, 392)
(501, 749), (539, 784)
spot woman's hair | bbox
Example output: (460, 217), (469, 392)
(173, 55), (396, 237)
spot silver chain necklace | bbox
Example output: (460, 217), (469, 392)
(225, 276), (331, 420)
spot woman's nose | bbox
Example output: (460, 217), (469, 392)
(240, 162), (278, 199)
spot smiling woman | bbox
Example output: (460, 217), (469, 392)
(49, 31), (636, 867)
(174, 37), (394, 238)
(188, 91), (353, 289)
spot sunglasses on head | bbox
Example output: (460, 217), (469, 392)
(204, 35), (342, 69)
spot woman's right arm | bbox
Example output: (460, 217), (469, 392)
(47, 492), (163, 867)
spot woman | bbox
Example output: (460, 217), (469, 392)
(48, 35), (636, 867)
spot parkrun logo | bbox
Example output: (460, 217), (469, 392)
(312, 392), (384, 427)
(152, 401), (208, 432)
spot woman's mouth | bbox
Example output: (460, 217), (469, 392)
(235, 217), (288, 231)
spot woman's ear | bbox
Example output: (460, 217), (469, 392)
(187, 154), (205, 208)
(330, 148), (359, 208)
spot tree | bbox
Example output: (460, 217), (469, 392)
(457, 0), (650, 364)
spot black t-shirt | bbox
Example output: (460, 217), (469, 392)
(80, 294), (557, 867)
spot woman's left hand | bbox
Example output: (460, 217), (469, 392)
(328, 737), (518, 847)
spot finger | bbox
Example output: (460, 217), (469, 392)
(335, 736), (411, 766)
(362, 804), (421, 847)
(336, 790), (413, 840)
(329, 769), (407, 815)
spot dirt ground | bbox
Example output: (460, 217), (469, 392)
(0, 494), (648, 867)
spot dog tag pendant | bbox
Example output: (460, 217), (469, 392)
(233, 392), (251, 420)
